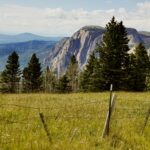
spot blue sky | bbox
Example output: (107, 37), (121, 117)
(0, 0), (146, 10)
(0, 0), (149, 36)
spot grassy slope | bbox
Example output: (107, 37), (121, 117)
(0, 92), (150, 150)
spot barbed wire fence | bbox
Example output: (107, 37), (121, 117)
(0, 85), (149, 144)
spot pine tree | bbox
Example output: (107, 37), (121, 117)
(127, 43), (150, 91)
(146, 54), (150, 90)
(56, 75), (71, 93)
(80, 52), (99, 91)
(89, 57), (104, 91)
(22, 53), (42, 92)
(97, 17), (129, 90)
(0, 51), (20, 93)
(126, 54), (137, 90)
(66, 55), (79, 92)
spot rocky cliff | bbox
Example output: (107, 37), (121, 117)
(44, 26), (150, 74)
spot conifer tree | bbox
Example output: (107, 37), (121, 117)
(57, 74), (71, 93)
(66, 55), (79, 92)
(22, 53), (42, 92)
(80, 52), (99, 91)
(89, 57), (104, 91)
(146, 53), (150, 90)
(126, 54), (137, 90)
(97, 17), (129, 90)
(127, 43), (150, 91)
(1, 51), (20, 93)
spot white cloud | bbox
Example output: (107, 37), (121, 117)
(0, 2), (149, 36)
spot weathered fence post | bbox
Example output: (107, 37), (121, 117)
(141, 108), (150, 134)
(39, 113), (52, 143)
(102, 84), (116, 138)
(108, 84), (113, 134)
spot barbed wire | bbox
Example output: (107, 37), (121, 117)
(0, 101), (148, 125)
(115, 106), (146, 110)
(0, 100), (148, 112)
(0, 90), (149, 147)
(0, 112), (148, 125)
(116, 99), (150, 103)
(0, 100), (107, 111)
(0, 140), (26, 145)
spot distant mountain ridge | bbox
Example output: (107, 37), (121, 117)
(139, 31), (150, 37)
(0, 40), (57, 70)
(0, 33), (62, 44)
(0, 33), (62, 70)
(0, 27), (150, 72)
(44, 26), (150, 74)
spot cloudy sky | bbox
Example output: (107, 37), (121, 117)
(0, 0), (150, 36)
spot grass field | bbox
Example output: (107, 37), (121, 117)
(0, 92), (150, 150)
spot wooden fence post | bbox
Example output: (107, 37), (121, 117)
(102, 84), (116, 138)
(141, 108), (150, 134)
(39, 113), (52, 143)
(108, 84), (113, 134)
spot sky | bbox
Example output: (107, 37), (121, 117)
(0, 0), (150, 36)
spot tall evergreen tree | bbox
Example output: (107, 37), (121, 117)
(66, 55), (79, 92)
(89, 57), (104, 91)
(126, 54), (137, 90)
(127, 43), (150, 91)
(56, 74), (71, 93)
(146, 53), (150, 90)
(23, 53), (42, 92)
(80, 52), (100, 91)
(0, 51), (20, 93)
(97, 17), (129, 90)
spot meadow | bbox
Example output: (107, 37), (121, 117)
(0, 92), (150, 150)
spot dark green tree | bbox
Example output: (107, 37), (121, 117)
(66, 55), (79, 92)
(127, 43), (150, 91)
(56, 75), (71, 93)
(0, 51), (20, 93)
(146, 53), (150, 90)
(80, 52), (98, 91)
(126, 54), (137, 90)
(97, 17), (129, 90)
(22, 53), (42, 92)
(88, 57), (104, 91)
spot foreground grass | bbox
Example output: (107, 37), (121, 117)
(0, 92), (150, 150)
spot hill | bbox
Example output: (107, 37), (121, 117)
(0, 33), (61, 44)
(0, 40), (57, 70)
(139, 31), (150, 37)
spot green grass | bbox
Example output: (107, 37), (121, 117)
(0, 92), (150, 150)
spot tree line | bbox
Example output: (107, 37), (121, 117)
(0, 17), (150, 93)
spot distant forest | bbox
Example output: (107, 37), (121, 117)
(0, 17), (150, 93)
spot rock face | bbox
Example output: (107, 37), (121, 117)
(127, 28), (144, 47)
(139, 33), (150, 48)
(44, 26), (150, 74)
(44, 26), (105, 74)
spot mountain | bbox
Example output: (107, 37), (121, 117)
(139, 32), (150, 49)
(127, 28), (144, 46)
(139, 31), (150, 36)
(0, 27), (149, 72)
(0, 40), (57, 70)
(0, 33), (61, 44)
(44, 26), (150, 74)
